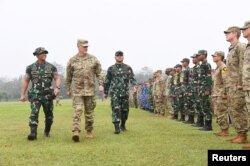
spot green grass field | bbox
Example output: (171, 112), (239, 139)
(0, 99), (246, 166)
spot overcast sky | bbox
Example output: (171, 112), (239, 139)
(0, 0), (249, 78)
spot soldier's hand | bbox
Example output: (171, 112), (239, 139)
(20, 95), (27, 102)
(204, 91), (210, 96)
(66, 91), (71, 97)
(99, 85), (104, 92)
(188, 92), (192, 96)
(237, 85), (243, 90)
(54, 88), (60, 96)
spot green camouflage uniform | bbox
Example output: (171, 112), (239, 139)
(104, 63), (136, 124)
(147, 83), (154, 112)
(65, 53), (104, 133)
(199, 60), (213, 127)
(26, 61), (58, 128)
(171, 72), (183, 119)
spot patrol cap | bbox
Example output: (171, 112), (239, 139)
(197, 50), (207, 55)
(224, 26), (241, 34)
(190, 53), (198, 58)
(115, 51), (124, 56)
(211, 51), (225, 58)
(174, 64), (182, 68)
(33, 47), (48, 56)
(77, 39), (89, 47)
(181, 58), (190, 63)
(240, 21), (250, 30)
(155, 70), (162, 74)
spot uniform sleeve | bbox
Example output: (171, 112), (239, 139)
(128, 66), (137, 87)
(236, 44), (246, 86)
(51, 65), (58, 78)
(25, 66), (31, 79)
(104, 67), (112, 94)
(65, 59), (73, 91)
(205, 63), (212, 92)
(94, 58), (104, 86)
(221, 66), (227, 95)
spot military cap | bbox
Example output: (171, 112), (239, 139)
(211, 51), (225, 58)
(240, 21), (250, 30)
(181, 58), (190, 63)
(197, 50), (207, 55)
(190, 53), (198, 58)
(224, 26), (241, 34)
(33, 47), (48, 56)
(77, 39), (89, 47)
(174, 64), (182, 68)
(115, 51), (124, 56)
(155, 70), (162, 74)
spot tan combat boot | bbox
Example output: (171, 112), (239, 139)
(72, 131), (80, 142)
(86, 131), (93, 139)
(242, 145), (250, 150)
(214, 129), (229, 136)
(231, 132), (248, 144)
(227, 132), (239, 141)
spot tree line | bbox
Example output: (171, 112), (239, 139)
(0, 63), (153, 102)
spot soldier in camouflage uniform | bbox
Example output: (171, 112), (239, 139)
(153, 70), (167, 117)
(224, 26), (248, 143)
(172, 64), (184, 121)
(190, 54), (203, 127)
(165, 68), (174, 119)
(65, 39), (104, 142)
(133, 85), (138, 109)
(241, 22), (250, 149)
(197, 50), (213, 131)
(169, 68), (177, 120)
(104, 51), (136, 134)
(180, 58), (193, 124)
(211, 51), (229, 136)
(20, 47), (61, 140)
(137, 83), (142, 109)
(141, 82), (148, 110)
(146, 78), (154, 113)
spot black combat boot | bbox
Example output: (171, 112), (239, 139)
(180, 114), (185, 122)
(44, 123), (52, 137)
(27, 125), (37, 140)
(199, 120), (212, 131)
(173, 113), (178, 120)
(192, 113), (204, 127)
(114, 123), (120, 134)
(189, 114), (195, 124)
(120, 120), (127, 132)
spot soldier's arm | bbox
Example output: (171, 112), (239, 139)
(95, 58), (104, 86)
(65, 60), (73, 92)
(104, 67), (112, 95)
(20, 67), (31, 102)
(128, 66), (137, 87)
(205, 64), (212, 93)
(221, 66), (227, 96)
(237, 44), (246, 87)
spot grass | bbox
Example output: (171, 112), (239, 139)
(0, 99), (247, 166)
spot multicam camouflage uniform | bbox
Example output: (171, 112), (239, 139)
(26, 61), (57, 130)
(104, 63), (136, 124)
(212, 61), (229, 131)
(153, 75), (167, 116)
(226, 41), (248, 134)
(65, 53), (104, 133)
(243, 43), (250, 128)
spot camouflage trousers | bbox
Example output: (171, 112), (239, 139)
(29, 99), (53, 127)
(213, 96), (229, 130)
(244, 90), (250, 128)
(184, 93), (195, 116)
(199, 93), (212, 121)
(154, 95), (166, 115)
(111, 95), (129, 123)
(72, 96), (96, 132)
(228, 88), (248, 133)
(133, 93), (138, 108)
(166, 96), (174, 115)
(173, 94), (184, 116)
